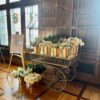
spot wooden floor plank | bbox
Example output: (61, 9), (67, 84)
(39, 89), (77, 100)
(0, 63), (100, 100)
(64, 81), (84, 96)
(82, 85), (100, 100)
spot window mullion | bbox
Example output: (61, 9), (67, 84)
(21, 6), (26, 47)
(7, 8), (11, 46)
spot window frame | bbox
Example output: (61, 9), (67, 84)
(9, 0), (20, 3)
(0, 0), (39, 49)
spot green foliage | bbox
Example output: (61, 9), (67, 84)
(44, 35), (63, 43)
(32, 63), (46, 74)
(26, 64), (33, 69)
(26, 63), (46, 74)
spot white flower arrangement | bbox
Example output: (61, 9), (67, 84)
(71, 37), (84, 46)
(54, 37), (84, 49)
(39, 40), (53, 47)
(11, 67), (24, 78)
(33, 36), (84, 48)
(32, 37), (44, 46)
(24, 73), (41, 85)
(11, 66), (33, 78)
(24, 67), (32, 76)
(11, 66), (42, 85)
(32, 36), (85, 58)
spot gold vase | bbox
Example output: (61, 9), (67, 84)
(33, 47), (37, 54)
(40, 47), (44, 55)
(50, 48), (54, 57)
(58, 49), (63, 58)
(63, 48), (68, 58)
(53, 48), (59, 57)
(44, 46), (48, 55)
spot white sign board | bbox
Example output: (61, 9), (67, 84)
(10, 34), (24, 54)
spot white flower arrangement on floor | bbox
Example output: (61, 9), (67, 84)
(11, 65), (43, 85)
(24, 73), (41, 85)
(11, 67), (24, 78)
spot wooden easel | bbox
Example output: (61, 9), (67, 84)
(8, 34), (25, 70)
(8, 53), (25, 69)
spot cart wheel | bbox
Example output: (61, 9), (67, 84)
(42, 67), (55, 88)
(66, 64), (77, 81)
(51, 67), (66, 92)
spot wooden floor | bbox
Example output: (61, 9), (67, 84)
(0, 63), (100, 100)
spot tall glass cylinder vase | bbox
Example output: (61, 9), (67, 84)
(16, 78), (24, 100)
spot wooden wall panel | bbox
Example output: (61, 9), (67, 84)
(78, 29), (99, 50)
(74, 0), (100, 84)
(78, 17), (99, 26)
(39, 0), (73, 37)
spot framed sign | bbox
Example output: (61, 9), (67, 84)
(10, 34), (24, 54)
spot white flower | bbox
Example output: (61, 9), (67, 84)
(24, 68), (32, 76)
(80, 42), (84, 46)
(11, 67), (24, 78)
(24, 73), (41, 85)
(18, 67), (23, 72)
(29, 78), (35, 84)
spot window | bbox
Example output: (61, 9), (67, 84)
(0, 10), (8, 46)
(25, 5), (38, 48)
(0, 0), (6, 5)
(0, 0), (39, 48)
(10, 0), (20, 3)
(10, 8), (21, 35)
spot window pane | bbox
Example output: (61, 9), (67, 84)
(10, 0), (20, 3)
(25, 5), (38, 48)
(10, 8), (21, 35)
(0, 0), (6, 5)
(0, 10), (8, 46)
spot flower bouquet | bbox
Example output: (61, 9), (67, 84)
(9, 63), (46, 96)
(24, 72), (41, 94)
(8, 67), (25, 98)
(11, 67), (24, 78)
(24, 73), (41, 85)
